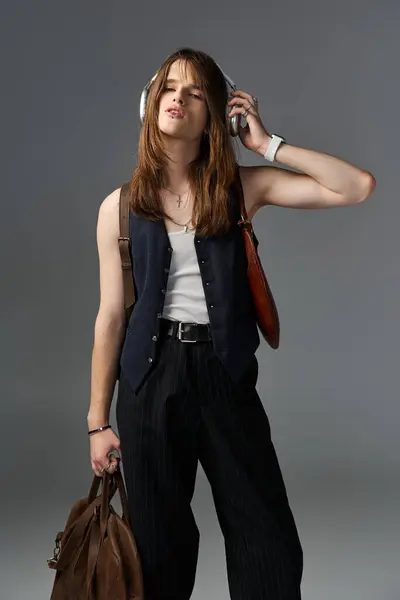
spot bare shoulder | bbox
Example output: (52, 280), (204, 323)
(96, 186), (123, 268)
(95, 186), (125, 323)
(98, 186), (122, 218)
(237, 165), (274, 220)
(97, 186), (122, 237)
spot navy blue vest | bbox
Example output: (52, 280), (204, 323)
(119, 180), (260, 395)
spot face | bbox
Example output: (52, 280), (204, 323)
(157, 59), (209, 142)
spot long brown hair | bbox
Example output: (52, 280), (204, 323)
(128, 47), (239, 237)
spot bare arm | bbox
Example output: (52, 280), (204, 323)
(239, 144), (375, 215)
(87, 186), (126, 431)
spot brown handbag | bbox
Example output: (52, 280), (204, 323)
(47, 460), (144, 600)
(117, 173), (280, 349)
(233, 166), (280, 349)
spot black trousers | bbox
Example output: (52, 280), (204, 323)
(116, 330), (303, 600)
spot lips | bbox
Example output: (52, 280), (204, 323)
(166, 106), (185, 117)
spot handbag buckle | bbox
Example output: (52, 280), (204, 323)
(47, 536), (61, 568)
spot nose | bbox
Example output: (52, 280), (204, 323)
(172, 89), (185, 105)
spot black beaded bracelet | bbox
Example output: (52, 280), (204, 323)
(88, 424), (112, 436)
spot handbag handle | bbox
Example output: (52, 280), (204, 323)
(233, 164), (260, 249)
(87, 462), (131, 594)
(99, 458), (131, 531)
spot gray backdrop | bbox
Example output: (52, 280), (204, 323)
(1, 1), (399, 599)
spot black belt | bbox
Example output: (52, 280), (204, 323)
(159, 318), (212, 343)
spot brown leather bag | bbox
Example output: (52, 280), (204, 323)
(233, 166), (280, 349)
(117, 172), (280, 349)
(47, 461), (144, 600)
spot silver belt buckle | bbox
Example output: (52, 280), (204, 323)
(177, 322), (197, 343)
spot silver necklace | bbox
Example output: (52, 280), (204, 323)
(164, 186), (190, 208)
(165, 214), (194, 233)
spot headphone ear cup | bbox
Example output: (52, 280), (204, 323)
(139, 73), (158, 124)
(229, 113), (240, 137)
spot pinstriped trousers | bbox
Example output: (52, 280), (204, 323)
(116, 330), (303, 600)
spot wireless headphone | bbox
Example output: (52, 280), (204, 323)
(139, 63), (241, 137)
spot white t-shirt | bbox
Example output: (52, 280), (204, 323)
(161, 229), (209, 324)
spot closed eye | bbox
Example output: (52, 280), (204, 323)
(163, 86), (203, 99)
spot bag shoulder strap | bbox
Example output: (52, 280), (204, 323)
(233, 163), (248, 221)
(233, 164), (259, 247)
(118, 184), (135, 322)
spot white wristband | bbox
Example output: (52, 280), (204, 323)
(263, 134), (286, 162)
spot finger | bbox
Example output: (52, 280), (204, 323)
(105, 455), (119, 473)
(228, 97), (258, 118)
(230, 89), (255, 103)
(111, 446), (123, 463)
(107, 450), (120, 466)
(227, 95), (249, 107)
(95, 458), (111, 475)
(227, 101), (257, 119)
(91, 460), (104, 478)
(105, 463), (118, 474)
(109, 455), (119, 468)
(228, 106), (257, 119)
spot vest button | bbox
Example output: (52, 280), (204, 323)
(157, 313), (162, 318)
(147, 357), (153, 363)
(206, 282), (210, 286)
(164, 267), (169, 272)
(152, 335), (158, 341)
(168, 247), (172, 252)
(200, 260), (205, 264)
(210, 304), (214, 308)
(161, 289), (165, 294)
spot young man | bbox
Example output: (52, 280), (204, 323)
(87, 47), (375, 600)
